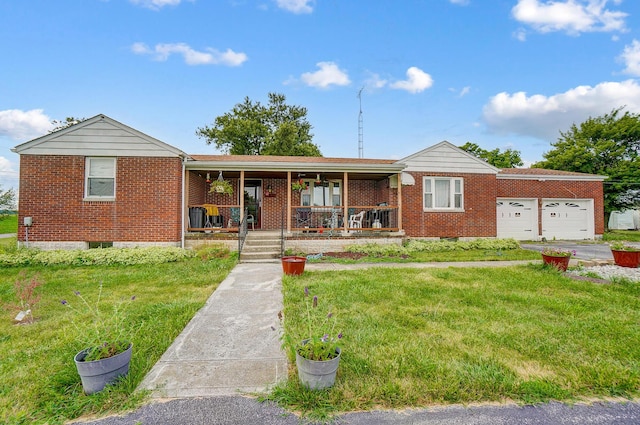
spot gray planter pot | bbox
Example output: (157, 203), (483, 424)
(74, 343), (133, 394)
(295, 346), (341, 390)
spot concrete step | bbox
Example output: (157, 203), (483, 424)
(242, 245), (281, 253)
(240, 251), (281, 261)
(247, 231), (280, 241)
(244, 239), (281, 247)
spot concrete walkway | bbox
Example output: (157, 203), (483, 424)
(139, 263), (287, 397)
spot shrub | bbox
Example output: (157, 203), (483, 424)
(345, 238), (520, 257)
(0, 247), (196, 267)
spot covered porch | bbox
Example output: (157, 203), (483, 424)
(183, 155), (405, 238)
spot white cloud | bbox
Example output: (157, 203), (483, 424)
(0, 109), (53, 141)
(512, 0), (627, 35)
(482, 80), (640, 140)
(300, 62), (351, 88)
(364, 72), (388, 90)
(449, 0), (470, 5)
(130, 0), (184, 10)
(619, 39), (640, 76)
(389, 67), (433, 94)
(275, 0), (314, 14)
(513, 28), (528, 41)
(131, 42), (248, 66)
(0, 157), (17, 178)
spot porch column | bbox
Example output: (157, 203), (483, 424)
(397, 172), (403, 231)
(287, 172), (292, 232)
(240, 170), (245, 221)
(343, 172), (349, 231)
(184, 168), (190, 233)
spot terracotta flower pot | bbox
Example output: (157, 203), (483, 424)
(541, 254), (571, 271)
(611, 249), (640, 268)
(281, 256), (306, 275)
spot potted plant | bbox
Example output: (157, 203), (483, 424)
(281, 255), (307, 275)
(209, 179), (234, 195)
(282, 287), (343, 390)
(610, 241), (640, 268)
(291, 179), (308, 192)
(61, 284), (136, 394)
(541, 247), (576, 271)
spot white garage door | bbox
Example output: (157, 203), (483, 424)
(497, 199), (537, 240)
(542, 200), (593, 240)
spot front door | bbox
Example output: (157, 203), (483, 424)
(244, 179), (262, 229)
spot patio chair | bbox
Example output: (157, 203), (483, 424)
(348, 210), (365, 232)
(246, 214), (255, 230)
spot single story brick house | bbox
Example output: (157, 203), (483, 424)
(12, 114), (606, 250)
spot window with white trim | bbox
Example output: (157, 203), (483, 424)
(301, 180), (342, 206)
(423, 177), (463, 210)
(85, 157), (116, 199)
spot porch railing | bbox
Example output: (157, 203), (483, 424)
(187, 205), (242, 232)
(291, 205), (399, 233)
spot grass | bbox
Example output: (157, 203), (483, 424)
(603, 230), (640, 242)
(0, 215), (17, 234)
(269, 264), (640, 419)
(0, 256), (235, 425)
(0, 237), (16, 249)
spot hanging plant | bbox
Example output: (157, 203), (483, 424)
(291, 179), (308, 192)
(209, 179), (234, 195)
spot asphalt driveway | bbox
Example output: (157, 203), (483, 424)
(520, 241), (615, 260)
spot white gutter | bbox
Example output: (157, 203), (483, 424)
(496, 174), (607, 181)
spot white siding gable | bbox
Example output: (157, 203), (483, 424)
(12, 114), (187, 158)
(398, 141), (499, 174)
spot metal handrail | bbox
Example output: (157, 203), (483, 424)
(280, 208), (285, 258)
(238, 208), (249, 255)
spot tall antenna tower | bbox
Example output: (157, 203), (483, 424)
(357, 87), (364, 158)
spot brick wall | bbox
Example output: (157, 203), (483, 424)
(497, 178), (605, 235)
(18, 155), (183, 245)
(402, 172), (498, 238)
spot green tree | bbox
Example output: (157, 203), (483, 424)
(0, 185), (16, 213)
(534, 107), (640, 212)
(196, 93), (321, 156)
(49, 117), (86, 133)
(459, 142), (523, 168)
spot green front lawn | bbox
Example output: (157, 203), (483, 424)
(0, 256), (235, 425)
(0, 215), (17, 234)
(604, 229), (640, 242)
(271, 265), (640, 419)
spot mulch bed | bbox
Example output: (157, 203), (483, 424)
(320, 252), (367, 260)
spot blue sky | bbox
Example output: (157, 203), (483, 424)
(2, 0), (640, 191)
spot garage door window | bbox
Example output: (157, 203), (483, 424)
(423, 177), (463, 210)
